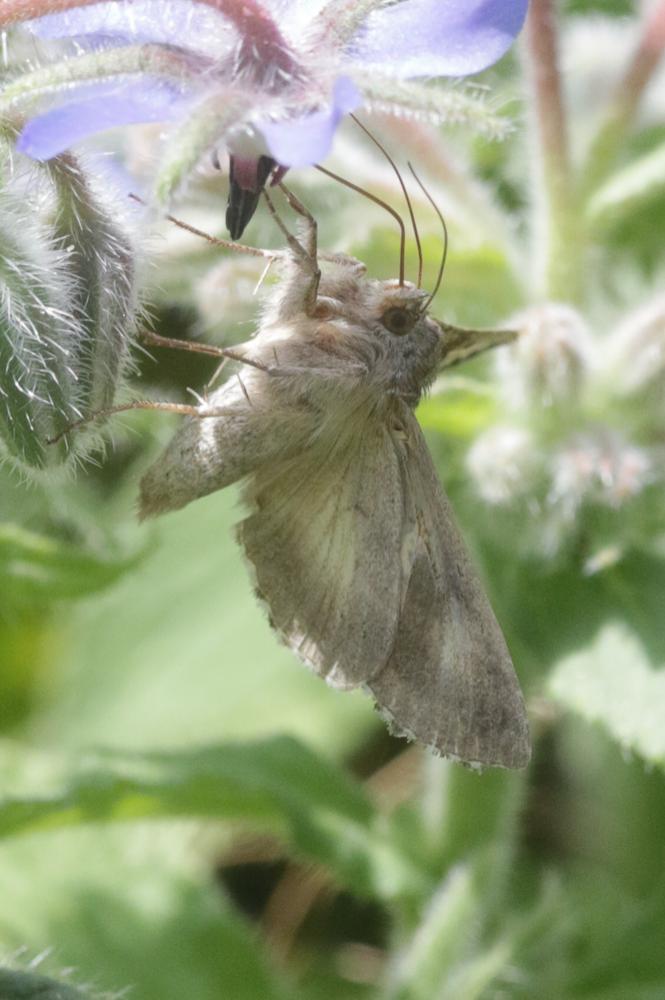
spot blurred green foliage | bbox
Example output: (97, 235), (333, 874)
(2, 2), (665, 999)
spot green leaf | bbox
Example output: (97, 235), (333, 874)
(384, 861), (518, 1000)
(477, 545), (665, 682)
(0, 738), (426, 902)
(0, 524), (143, 605)
(0, 825), (294, 1000)
(587, 141), (665, 224)
(549, 623), (665, 766)
(417, 385), (500, 439)
(433, 245), (522, 325)
(386, 865), (479, 1000)
(28, 485), (377, 756)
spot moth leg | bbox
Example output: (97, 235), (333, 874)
(164, 214), (277, 261)
(263, 188), (320, 316)
(141, 328), (228, 360)
(49, 390), (269, 444)
(48, 399), (211, 444)
(278, 182), (317, 262)
(130, 194), (279, 263)
(142, 328), (366, 386)
(140, 329), (279, 376)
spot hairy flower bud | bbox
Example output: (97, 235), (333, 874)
(549, 430), (653, 518)
(0, 143), (138, 472)
(466, 425), (538, 505)
(496, 303), (594, 410)
(47, 156), (138, 416)
(0, 186), (82, 468)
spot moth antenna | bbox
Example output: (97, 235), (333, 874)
(407, 163), (449, 310)
(350, 114), (423, 288)
(315, 164), (406, 286)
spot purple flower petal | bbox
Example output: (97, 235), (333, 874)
(27, 0), (236, 59)
(258, 75), (360, 167)
(347, 0), (529, 78)
(17, 78), (194, 160)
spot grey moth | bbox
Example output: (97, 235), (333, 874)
(139, 187), (531, 769)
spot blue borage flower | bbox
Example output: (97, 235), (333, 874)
(8, 0), (528, 235)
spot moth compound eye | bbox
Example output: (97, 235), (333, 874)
(381, 307), (415, 336)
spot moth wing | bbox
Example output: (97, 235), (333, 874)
(139, 354), (316, 519)
(367, 411), (531, 769)
(238, 416), (405, 688)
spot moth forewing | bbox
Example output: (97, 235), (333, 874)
(366, 411), (530, 770)
(238, 410), (406, 689)
(138, 332), (336, 519)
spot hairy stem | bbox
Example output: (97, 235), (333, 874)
(583, 0), (665, 194)
(522, 0), (580, 303)
(0, 44), (197, 113)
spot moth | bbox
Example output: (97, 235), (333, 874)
(137, 176), (531, 770)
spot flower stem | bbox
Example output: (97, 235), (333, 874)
(522, 0), (580, 303)
(582, 0), (665, 195)
(0, 44), (196, 115)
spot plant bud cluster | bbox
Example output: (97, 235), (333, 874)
(465, 301), (663, 565)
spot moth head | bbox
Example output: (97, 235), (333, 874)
(366, 280), (448, 398)
(367, 279), (519, 404)
(314, 264), (516, 394)
(370, 280), (517, 371)
(375, 280), (429, 337)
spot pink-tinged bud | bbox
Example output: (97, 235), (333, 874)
(466, 425), (538, 505)
(496, 304), (594, 410)
(549, 430), (653, 517)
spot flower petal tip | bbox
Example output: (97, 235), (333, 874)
(347, 0), (529, 78)
(259, 76), (361, 168)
